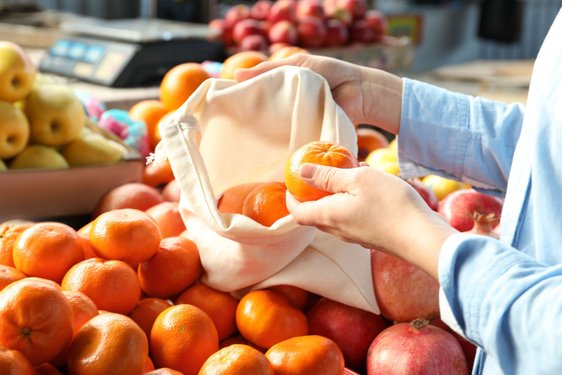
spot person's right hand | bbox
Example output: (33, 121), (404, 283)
(235, 53), (404, 134)
(285, 163), (458, 278)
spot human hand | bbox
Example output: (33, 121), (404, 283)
(235, 53), (403, 134)
(286, 163), (457, 278)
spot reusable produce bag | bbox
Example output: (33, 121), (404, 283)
(156, 66), (379, 313)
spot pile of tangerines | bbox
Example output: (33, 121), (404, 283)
(0, 140), (369, 375)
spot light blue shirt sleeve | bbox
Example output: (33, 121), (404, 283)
(398, 78), (525, 197)
(439, 234), (562, 374)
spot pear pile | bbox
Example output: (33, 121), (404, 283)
(0, 41), (128, 172)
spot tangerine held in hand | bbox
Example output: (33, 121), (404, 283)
(285, 141), (359, 202)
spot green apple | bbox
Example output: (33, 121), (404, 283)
(23, 84), (85, 147)
(62, 132), (127, 166)
(0, 100), (30, 159)
(0, 41), (36, 103)
(0, 158), (7, 171)
(10, 145), (69, 170)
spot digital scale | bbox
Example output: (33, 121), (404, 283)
(39, 17), (226, 87)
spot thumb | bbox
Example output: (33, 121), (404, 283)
(299, 163), (353, 194)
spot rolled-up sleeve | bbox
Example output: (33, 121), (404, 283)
(398, 78), (525, 196)
(438, 233), (562, 374)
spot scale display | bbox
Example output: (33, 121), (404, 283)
(39, 18), (225, 87)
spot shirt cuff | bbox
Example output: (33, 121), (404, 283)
(398, 78), (473, 180)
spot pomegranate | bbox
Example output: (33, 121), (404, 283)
(366, 318), (469, 375)
(438, 189), (503, 232)
(430, 317), (477, 371)
(307, 297), (391, 372)
(371, 249), (439, 322)
(469, 212), (500, 239)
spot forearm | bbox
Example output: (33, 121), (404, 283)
(358, 66), (403, 134)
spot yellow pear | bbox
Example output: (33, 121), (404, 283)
(23, 84), (85, 147)
(0, 41), (36, 103)
(10, 145), (69, 170)
(0, 100), (29, 159)
(62, 132), (127, 167)
(0, 158), (7, 171)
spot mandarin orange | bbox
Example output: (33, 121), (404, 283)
(356, 126), (389, 162)
(138, 236), (202, 299)
(199, 343), (274, 375)
(0, 277), (73, 365)
(145, 202), (186, 238)
(150, 304), (219, 375)
(0, 221), (33, 267)
(242, 181), (290, 226)
(160, 63), (211, 111)
(0, 347), (35, 375)
(265, 335), (345, 375)
(128, 99), (169, 151)
(176, 282), (239, 341)
(236, 289), (308, 349)
(285, 141), (359, 202)
(221, 51), (268, 80)
(67, 312), (148, 375)
(0, 264), (25, 291)
(89, 208), (162, 267)
(128, 297), (173, 338)
(12, 222), (84, 283)
(217, 182), (264, 214)
(61, 258), (141, 315)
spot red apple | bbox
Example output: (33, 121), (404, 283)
(371, 248), (440, 323)
(307, 297), (391, 372)
(325, 18), (349, 46)
(365, 9), (388, 42)
(239, 34), (270, 52)
(296, 0), (325, 21)
(209, 19), (235, 46)
(268, 20), (299, 46)
(367, 319), (469, 375)
(297, 16), (327, 48)
(407, 178), (439, 211)
(350, 19), (375, 43)
(232, 18), (268, 44)
(338, 0), (368, 20)
(438, 189), (503, 232)
(250, 0), (273, 20)
(267, 0), (297, 25)
(224, 4), (251, 28)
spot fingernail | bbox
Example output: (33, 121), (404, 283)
(299, 163), (316, 179)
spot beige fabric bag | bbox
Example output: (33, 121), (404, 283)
(157, 66), (379, 314)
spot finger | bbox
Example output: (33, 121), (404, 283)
(234, 60), (287, 82)
(285, 190), (301, 213)
(299, 163), (356, 194)
(234, 54), (306, 82)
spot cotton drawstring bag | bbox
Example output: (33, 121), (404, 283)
(155, 65), (379, 314)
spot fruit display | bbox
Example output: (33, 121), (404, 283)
(0, 31), (498, 375)
(209, 0), (388, 53)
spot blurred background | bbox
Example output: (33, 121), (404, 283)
(2, 0), (560, 71)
